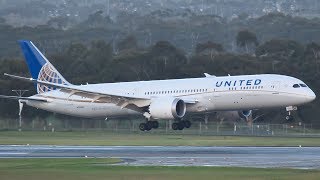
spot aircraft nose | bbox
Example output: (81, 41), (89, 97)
(306, 90), (316, 102)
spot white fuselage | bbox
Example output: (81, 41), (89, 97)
(25, 74), (316, 119)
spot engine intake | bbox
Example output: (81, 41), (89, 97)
(149, 97), (186, 119)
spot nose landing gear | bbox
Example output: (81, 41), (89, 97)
(286, 106), (297, 122)
(285, 115), (294, 122)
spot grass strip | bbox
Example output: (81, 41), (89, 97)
(0, 131), (320, 146)
(0, 158), (319, 180)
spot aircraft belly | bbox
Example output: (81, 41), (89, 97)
(212, 91), (303, 111)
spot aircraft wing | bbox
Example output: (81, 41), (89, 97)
(4, 73), (199, 109)
(4, 73), (152, 108)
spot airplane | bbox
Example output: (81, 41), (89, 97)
(0, 40), (316, 131)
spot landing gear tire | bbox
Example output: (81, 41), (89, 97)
(139, 123), (147, 131)
(172, 122), (179, 130)
(152, 121), (159, 129)
(172, 120), (191, 130)
(178, 122), (184, 130)
(286, 115), (294, 122)
(146, 121), (153, 131)
(183, 120), (191, 128)
(140, 121), (159, 131)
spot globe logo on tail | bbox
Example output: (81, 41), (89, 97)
(37, 63), (68, 94)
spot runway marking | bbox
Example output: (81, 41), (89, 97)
(0, 152), (28, 155)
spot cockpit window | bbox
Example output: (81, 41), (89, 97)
(293, 84), (300, 88)
(300, 84), (307, 87)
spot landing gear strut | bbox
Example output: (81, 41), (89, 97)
(286, 106), (297, 122)
(139, 120), (159, 131)
(172, 120), (192, 130)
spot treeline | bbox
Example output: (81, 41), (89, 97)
(0, 12), (320, 58)
(0, 33), (320, 126)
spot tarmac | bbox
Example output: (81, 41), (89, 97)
(1, 145), (320, 169)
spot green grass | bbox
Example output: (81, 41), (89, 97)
(0, 158), (319, 180)
(0, 131), (320, 146)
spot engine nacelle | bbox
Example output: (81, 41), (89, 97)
(238, 110), (252, 120)
(149, 97), (186, 119)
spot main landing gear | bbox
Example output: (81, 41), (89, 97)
(139, 120), (159, 131)
(285, 106), (297, 122)
(139, 119), (192, 131)
(171, 120), (192, 131)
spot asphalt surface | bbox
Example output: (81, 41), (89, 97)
(0, 145), (320, 169)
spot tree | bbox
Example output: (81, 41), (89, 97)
(65, 43), (87, 61)
(117, 35), (138, 52)
(149, 41), (187, 78)
(47, 16), (75, 30)
(195, 41), (224, 57)
(87, 40), (113, 66)
(304, 42), (320, 72)
(305, 42), (320, 60)
(236, 30), (259, 54)
(82, 10), (113, 28)
(255, 39), (304, 60)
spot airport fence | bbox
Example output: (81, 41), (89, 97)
(0, 117), (318, 137)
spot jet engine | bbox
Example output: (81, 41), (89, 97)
(149, 97), (186, 119)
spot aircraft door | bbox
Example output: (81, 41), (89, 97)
(133, 88), (138, 96)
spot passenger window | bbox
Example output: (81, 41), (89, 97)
(293, 84), (300, 88)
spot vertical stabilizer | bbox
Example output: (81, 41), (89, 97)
(19, 40), (70, 94)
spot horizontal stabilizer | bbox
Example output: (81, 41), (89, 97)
(0, 95), (48, 102)
(4, 73), (34, 82)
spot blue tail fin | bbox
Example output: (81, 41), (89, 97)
(19, 40), (70, 94)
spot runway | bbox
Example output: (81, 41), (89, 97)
(1, 145), (320, 169)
